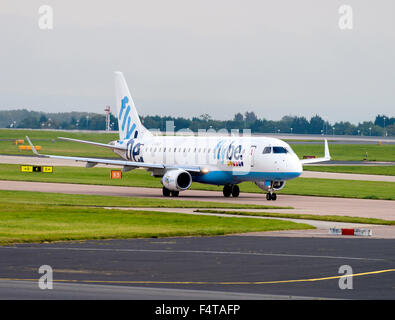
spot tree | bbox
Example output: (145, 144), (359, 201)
(233, 113), (244, 122)
(375, 114), (395, 128)
(39, 115), (47, 124)
(199, 114), (212, 121)
(309, 115), (325, 134)
(18, 117), (40, 129)
(244, 111), (257, 123)
(290, 117), (309, 134)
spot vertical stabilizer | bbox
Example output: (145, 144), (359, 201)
(114, 71), (151, 140)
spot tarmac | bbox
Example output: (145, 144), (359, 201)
(1, 237), (394, 299)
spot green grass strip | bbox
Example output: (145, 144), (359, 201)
(0, 204), (313, 244)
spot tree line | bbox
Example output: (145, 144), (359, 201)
(2, 109), (394, 136)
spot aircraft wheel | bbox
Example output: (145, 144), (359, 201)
(223, 185), (232, 197)
(171, 191), (179, 197)
(266, 193), (272, 201)
(162, 187), (171, 197)
(271, 193), (277, 201)
(231, 185), (240, 197)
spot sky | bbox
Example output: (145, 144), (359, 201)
(0, 0), (394, 124)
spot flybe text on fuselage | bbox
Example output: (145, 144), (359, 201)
(121, 137), (247, 167)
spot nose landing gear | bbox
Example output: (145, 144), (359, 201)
(266, 192), (277, 201)
(223, 184), (240, 197)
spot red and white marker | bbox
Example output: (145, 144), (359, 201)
(329, 228), (372, 236)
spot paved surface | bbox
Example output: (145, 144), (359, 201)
(0, 237), (394, 299)
(1, 180), (394, 221)
(2, 280), (313, 300)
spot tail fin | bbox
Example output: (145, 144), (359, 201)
(114, 71), (152, 140)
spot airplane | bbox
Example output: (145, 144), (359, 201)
(26, 71), (331, 201)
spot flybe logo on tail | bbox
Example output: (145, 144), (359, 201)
(119, 96), (138, 140)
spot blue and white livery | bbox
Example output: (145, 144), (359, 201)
(27, 72), (331, 200)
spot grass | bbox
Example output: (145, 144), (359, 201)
(1, 129), (394, 161)
(282, 178), (395, 200)
(196, 210), (395, 226)
(0, 164), (394, 200)
(0, 202), (313, 244)
(0, 190), (291, 210)
(0, 129), (117, 158)
(290, 143), (395, 162)
(304, 165), (395, 176)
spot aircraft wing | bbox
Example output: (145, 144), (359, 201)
(58, 137), (126, 150)
(26, 136), (202, 173)
(299, 139), (331, 165)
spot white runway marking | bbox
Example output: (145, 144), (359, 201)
(1, 246), (384, 261)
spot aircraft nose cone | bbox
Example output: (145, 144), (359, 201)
(290, 156), (303, 177)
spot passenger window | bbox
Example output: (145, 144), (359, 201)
(263, 147), (271, 154)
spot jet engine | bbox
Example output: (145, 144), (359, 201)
(255, 180), (286, 192)
(161, 169), (192, 191)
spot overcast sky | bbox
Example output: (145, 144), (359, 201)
(0, 0), (394, 123)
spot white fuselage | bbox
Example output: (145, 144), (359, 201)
(112, 135), (303, 185)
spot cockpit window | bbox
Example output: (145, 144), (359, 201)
(273, 146), (288, 154)
(262, 147), (271, 154)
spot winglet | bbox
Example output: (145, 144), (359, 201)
(26, 136), (40, 156)
(299, 139), (331, 165)
(324, 139), (330, 160)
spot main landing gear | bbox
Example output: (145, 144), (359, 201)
(223, 184), (240, 198)
(162, 187), (179, 197)
(266, 192), (277, 201)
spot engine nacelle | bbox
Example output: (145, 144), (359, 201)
(161, 169), (192, 191)
(255, 180), (286, 192)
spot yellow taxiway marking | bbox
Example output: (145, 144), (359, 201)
(0, 268), (394, 285)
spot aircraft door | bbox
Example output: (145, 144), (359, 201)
(250, 146), (257, 167)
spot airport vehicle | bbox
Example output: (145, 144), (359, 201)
(27, 72), (330, 200)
